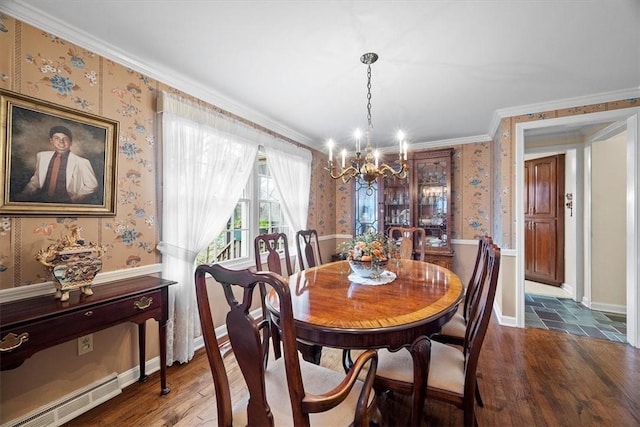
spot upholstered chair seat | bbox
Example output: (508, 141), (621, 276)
(232, 355), (376, 426)
(375, 341), (465, 395)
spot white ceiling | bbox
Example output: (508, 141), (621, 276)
(2, 1), (639, 152)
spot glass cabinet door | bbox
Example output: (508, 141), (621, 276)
(413, 148), (453, 262)
(381, 171), (410, 235)
(416, 160), (448, 241)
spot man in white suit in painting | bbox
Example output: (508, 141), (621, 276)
(18, 125), (98, 203)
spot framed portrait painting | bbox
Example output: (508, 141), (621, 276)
(0, 89), (119, 216)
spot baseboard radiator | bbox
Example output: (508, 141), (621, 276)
(3, 374), (121, 427)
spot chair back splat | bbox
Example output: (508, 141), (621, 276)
(296, 229), (323, 270)
(194, 264), (379, 426)
(255, 232), (293, 276)
(388, 227), (426, 262)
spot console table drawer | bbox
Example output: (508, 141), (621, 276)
(1, 290), (161, 358)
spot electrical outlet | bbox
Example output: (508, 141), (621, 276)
(78, 334), (93, 355)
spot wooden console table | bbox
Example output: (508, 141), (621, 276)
(0, 275), (176, 395)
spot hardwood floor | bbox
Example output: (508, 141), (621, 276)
(63, 317), (640, 426)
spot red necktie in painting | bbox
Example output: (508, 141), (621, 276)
(47, 153), (61, 197)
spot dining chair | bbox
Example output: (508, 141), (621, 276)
(388, 226), (426, 261)
(254, 232), (293, 364)
(194, 263), (379, 427)
(255, 232), (321, 364)
(296, 229), (323, 270)
(431, 235), (493, 407)
(373, 242), (501, 427)
(255, 232), (294, 277)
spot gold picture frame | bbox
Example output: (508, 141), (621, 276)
(0, 89), (119, 216)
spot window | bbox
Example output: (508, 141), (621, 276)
(196, 152), (290, 265)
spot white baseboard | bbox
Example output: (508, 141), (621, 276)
(590, 302), (626, 315)
(580, 297), (626, 315)
(493, 303), (518, 328)
(561, 282), (576, 296)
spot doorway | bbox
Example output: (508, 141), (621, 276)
(523, 126), (629, 343)
(514, 108), (640, 348)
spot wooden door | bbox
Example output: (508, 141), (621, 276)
(524, 155), (565, 286)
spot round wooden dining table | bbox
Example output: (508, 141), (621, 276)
(265, 259), (463, 426)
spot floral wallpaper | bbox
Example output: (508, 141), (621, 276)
(453, 142), (492, 240)
(335, 181), (354, 235)
(307, 153), (335, 236)
(0, 18), (161, 287)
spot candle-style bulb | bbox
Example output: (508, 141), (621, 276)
(397, 130), (405, 157)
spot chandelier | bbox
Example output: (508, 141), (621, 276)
(326, 52), (408, 191)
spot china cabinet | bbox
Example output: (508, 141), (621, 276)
(380, 148), (454, 269)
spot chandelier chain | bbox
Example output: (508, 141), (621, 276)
(366, 64), (373, 128)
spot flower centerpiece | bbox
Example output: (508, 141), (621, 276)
(339, 232), (396, 278)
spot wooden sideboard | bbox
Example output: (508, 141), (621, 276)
(0, 275), (176, 395)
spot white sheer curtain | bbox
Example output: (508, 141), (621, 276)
(157, 92), (258, 364)
(263, 137), (312, 269)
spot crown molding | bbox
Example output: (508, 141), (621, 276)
(0, 1), (314, 147)
(488, 87), (640, 140)
(411, 134), (492, 150)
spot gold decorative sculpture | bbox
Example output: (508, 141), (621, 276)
(36, 226), (104, 301)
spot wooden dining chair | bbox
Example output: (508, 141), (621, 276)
(194, 263), (379, 427)
(254, 232), (293, 365)
(255, 232), (294, 277)
(388, 226), (426, 261)
(255, 232), (321, 364)
(431, 235), (493, 407)
(296, 229), (323, 270)
(373, 242), (501, 427)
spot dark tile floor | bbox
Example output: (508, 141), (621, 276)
(525, 293), (627, 343)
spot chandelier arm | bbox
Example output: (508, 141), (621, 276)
(325, 164), (360, 181)
(378, 162), (408, 179)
